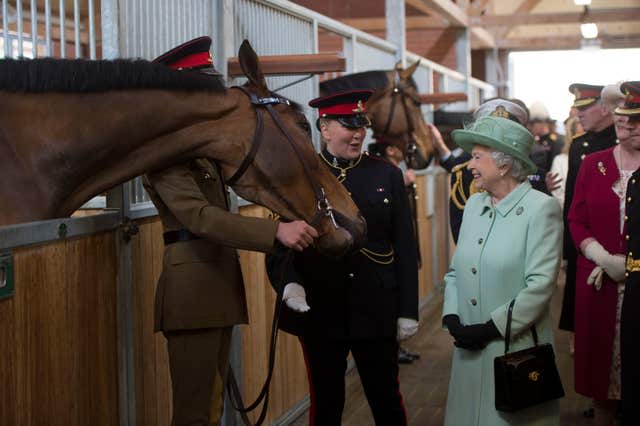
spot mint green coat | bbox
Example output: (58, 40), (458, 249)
(442, 182), (562, 426)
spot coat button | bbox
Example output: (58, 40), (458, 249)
(580, 154), (586, 160)
(628, 196), (632, 202)
(626, 235), (630, 241)
(478, 238), (484, 244)
(470, 298), (478, 306)
(633, 179), (637, 184)
(582, 141), (589, 147)
(348, 273), (355, 278)
(625, 215), (629, 222)
(489, 212), (493, 218)
(203, 173), (212, 180)
(383, 198), (389, 204)
(471, 267), (477, 274)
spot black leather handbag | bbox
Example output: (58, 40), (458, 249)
(494, 300), (565, 412)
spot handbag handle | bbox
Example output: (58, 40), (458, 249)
(504, 299), (539, 354)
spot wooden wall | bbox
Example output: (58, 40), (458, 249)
(0, 233), (119, 426)
(0, 172), (450, 426)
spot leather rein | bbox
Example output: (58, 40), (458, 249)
(224, 85), (338, 426)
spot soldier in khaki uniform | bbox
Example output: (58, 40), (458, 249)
(145, 37), (317, 426)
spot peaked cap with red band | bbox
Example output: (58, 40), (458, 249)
(309, 89), (373, 129)
(568, 83), (603, 109)
(152, 36), (217, 74)
(616, 81), (640, 117)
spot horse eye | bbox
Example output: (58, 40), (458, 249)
(298, 121), (311, 135)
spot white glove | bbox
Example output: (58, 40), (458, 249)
(282, 283), (310, 313)
(583, 241), (626, 283)
(587, 266), (604, 290)
(397, 317), (419, 341)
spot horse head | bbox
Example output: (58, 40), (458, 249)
(211, 41), (366, 258)
(365, 62), (434, 169)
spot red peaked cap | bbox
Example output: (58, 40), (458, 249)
(153, 36), (214, 71)
(616, 81), (640, 117)
(309, 90), (374, 129)
(568, 83), (603, 108)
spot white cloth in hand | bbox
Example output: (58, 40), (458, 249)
(587, 266), (604, 290)
(583, 241), (626, 282)
(397, 317), (419, 341)
(282, 282), (310, 313)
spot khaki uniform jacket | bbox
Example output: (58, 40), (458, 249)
(143, 159), (278, 332)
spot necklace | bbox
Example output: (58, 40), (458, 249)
(320, 151), (362, 182)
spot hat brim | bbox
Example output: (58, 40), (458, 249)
(452, 129), (537, 175)
(322, 114), (371, 129)
(573, 98), (598, 108)
(615, 106), (640, 117)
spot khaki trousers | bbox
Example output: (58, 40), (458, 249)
(164, 327), (232, 426)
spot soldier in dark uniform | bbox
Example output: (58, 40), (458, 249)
(145, 37), (318, 426)
(428, 98), (529, 242)
(267, 90), (419, 425)
(617, 81), (640, 426)
(558, 83), (618, 334)
(528, 102), (564, 194)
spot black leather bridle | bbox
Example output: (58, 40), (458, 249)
(224, 85), (340, 426)
(225, 85), (339, 230)
(374, 69), (423, 169)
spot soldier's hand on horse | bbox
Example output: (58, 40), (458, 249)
(426, 123), (450, 158)
(283, 282), (311, 312)
(276, 220), (319, 251)
(397, 317), (419, 340)
(545, 172), (562, 192)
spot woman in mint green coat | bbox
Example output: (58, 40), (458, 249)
(442, 115), (562, 425)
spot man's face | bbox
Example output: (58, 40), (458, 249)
(577, 102), (612, 132)
(615, 114), (640, 151)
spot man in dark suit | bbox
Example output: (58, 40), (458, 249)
(617, 80), (640, 426)
(267, 90), (419, 425)
(558, 83), (618, 334)
(144, 37), (317, 426)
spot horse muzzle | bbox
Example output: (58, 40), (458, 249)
(315, 211), (367, 259)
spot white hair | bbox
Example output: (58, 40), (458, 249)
(490, 151), (529, 182)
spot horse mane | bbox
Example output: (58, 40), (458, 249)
(0, 58), (226, 93)
(319, 70), (418, 95)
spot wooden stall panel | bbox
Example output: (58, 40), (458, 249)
(131, 218), (172, 426)
(0, 233), (119, 426)
(415, 175), (434, 299)
(435, 173), (451, 282)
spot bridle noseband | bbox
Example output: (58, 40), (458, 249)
(225, 86), (338, 230)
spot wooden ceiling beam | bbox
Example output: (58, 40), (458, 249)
(494, 0), (542, 39)
(472, 8), (640, 26)
(410, 0), (468, 27)
(341, 16), (447, 31)
(497, 33), (640, 50)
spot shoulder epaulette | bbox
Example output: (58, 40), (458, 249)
(451, 160), (470, 173)
(572, 131), (587, 140)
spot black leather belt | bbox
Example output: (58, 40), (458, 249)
(163, 229), (201, 245)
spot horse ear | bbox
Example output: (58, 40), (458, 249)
(399, 60), (420, 81)
(238, 40), (269, 93)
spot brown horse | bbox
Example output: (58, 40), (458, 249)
(0, 41), (365, 257)
(320, 62), (434, 169)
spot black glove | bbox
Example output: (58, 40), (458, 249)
(442, 314), (463, 339)
(454, 320), (501, 351)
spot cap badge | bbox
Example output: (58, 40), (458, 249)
(376, 187), (385, 192)
(352, 100), (365, 113)
(490, 105), (510, 119)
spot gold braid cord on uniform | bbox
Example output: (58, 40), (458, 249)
(450, 160), (480, 210)
(360, 247), (395, 265)
(320, 152), (363, 183)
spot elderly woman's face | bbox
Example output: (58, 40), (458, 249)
(467, 144), (504, 192)
(321, 119), (366, 160)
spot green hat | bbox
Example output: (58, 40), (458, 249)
(452, 116), (536, 174)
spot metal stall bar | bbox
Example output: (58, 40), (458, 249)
(30, 0), (37, 57)
(16, 0), (23, 56)
(73, 0), (80, 57)
(1, 0), (8, 56)
(88, 0), (95, 58)
(44, 0), (51, 56)
(58, 0), (65, 57)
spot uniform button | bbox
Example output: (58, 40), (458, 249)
(489, 212), (493, 218)
(203, 173), (212, 180)
(580, 154), (586, 160)
(348, 273), (355, 278)
(626, 235), (630, 241)
(478, 238), (484, 244)
(383, 198), (389, 204)
(626, 272), (630, 277)
(628, 196), (632, 202)
(625, 215), (629, 222)
(633, 179), (637, 184)
(582, 141), (589, 147)
(629, 252), (633, 257)
(471, 267), (477, 274)
(470, 298), (478, 306)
